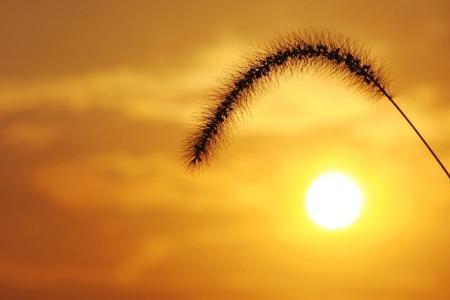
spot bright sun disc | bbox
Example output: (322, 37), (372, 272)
(306, 172), (363, 230)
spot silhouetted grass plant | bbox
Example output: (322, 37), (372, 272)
(183, 30), (449, 181)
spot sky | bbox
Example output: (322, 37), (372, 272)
(0, 0), (449, 299)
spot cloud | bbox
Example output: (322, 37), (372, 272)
(0, 1), (449, 299)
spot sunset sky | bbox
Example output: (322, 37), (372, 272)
(1, 1), (449, 299)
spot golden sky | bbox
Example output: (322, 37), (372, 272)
(1, 1), (449, 299)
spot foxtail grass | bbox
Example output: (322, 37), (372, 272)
(183, 30), (449, 181)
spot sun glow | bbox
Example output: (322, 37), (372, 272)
(306, 172), (363, 230)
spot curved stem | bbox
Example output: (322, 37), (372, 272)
(377, 86), (450, 182)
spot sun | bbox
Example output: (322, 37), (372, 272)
(305, 172), (363, 230)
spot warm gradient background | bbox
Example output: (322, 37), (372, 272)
(1, 1), (449, 299)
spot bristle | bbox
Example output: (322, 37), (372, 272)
(183, 30), (392, 168)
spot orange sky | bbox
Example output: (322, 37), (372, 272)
(0, 1), (449, 299)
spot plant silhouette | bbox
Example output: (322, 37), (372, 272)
(183, 30), (449, 181)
